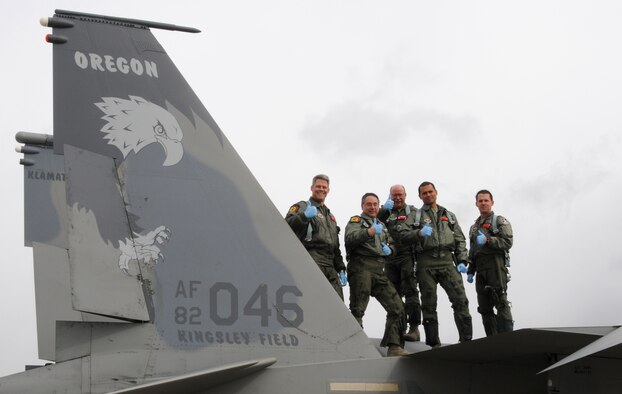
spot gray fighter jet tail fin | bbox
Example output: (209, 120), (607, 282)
(13, 10), (377, 390)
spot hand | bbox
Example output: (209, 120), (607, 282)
(467, 273), (474, 283)
(457, 263), (467, 273)
(381, 242), (391, 256)
(420, 223), (433, 237)
(372, 219), (383, 235)
(383, 195), (394, 211)
(339, 270), (348, 287)
(304, 201), (317, 219)
(476, 230), (486, 246)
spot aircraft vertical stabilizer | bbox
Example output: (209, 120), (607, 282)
(8, 9), (378, 393)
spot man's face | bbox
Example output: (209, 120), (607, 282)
(390, 186), (406, 210)
(310, 179), (330, 203)
(419, 184), (437, 206)
(476, 193), (494, 216)
(362, 195), (379, 218)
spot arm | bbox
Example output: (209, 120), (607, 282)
(385, 227), (397, 256)
(377, 207), (391, 222)
(398, 224), (421, 246)
(466, 224), (476, 274)
(488, 216), (513, 252)
(285, 202), (310, 238)
(344, 219), (372, 249)
(452, 219), (469, 264)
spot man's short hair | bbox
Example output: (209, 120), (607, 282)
(418, 181), (436, 195)
(361, 192), (379, 205)
(312, 174), (330, 186)
(476, 189), (494, 202)
(390, 184), (406, 194)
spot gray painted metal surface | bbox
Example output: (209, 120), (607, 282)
(33, 242), (124, 361)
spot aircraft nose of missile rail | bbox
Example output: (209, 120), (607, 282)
(15, 131), (53, 167)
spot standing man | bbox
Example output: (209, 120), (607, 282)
(345, 193), (408, 357)
(399, 181), (472, 347)
(285, 174), (347, 300)
(377, 185), (422, 342)
(467, 189), (514, 336)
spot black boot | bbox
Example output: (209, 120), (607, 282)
(423, 320), (441, 347)
(482, 314), (498, 337)
(496, 318), (514, 333)
(405, 301), (421, 328)
(455, 315), (472, 342)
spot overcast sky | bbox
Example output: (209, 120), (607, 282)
(2, 0), (621, 377)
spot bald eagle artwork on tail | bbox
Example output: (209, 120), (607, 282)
(118, 225), (172, 274)
(95, 95), (184, 166)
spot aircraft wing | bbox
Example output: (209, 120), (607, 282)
(109, 358), (276, 394)
(410, 326), (622, 364)
(539, 326), (622, 373)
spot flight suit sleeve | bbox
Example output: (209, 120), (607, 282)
(397, 225), (420, 246)
(385, 228), (397, 255)
(488, 216), (513, 252)
(467, 223), (477, 261)
(285, 201), (310, 239)
(467, 223), (477, 275)
(452, 219), (469, 263)
(377, 208), (390, 222)
(344, 217), (371, 249)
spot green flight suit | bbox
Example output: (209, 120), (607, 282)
(399, 204), (472, 344)
(468, 211), (513, 335)
(286, 199), (346, 300)
(345, 213), (405, 348)
(378, 205), (421, 328)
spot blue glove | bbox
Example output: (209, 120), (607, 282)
(372, 219), (383, 235)
(421, 223), (433, 237)
(476, 230), (486, 246)
(467, 273), (474, 283)
(383, 195), (394, 211)
(303, 201), (317, 219)
(457, 263), (467, 273)
(381, 242), (391, 256)
(339, 270), (348, 287)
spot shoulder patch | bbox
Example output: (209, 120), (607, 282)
(288, 205), (300, 214)
(350, 216), (361, 223)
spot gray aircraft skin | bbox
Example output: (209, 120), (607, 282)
(2, 9), (621, 393)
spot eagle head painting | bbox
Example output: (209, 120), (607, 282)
(95, 96), (184, 166)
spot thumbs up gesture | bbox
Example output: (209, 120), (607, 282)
(421, 223), (433, 237)
(304, 201), (317, 219)
(372, 218), (383, 235)
(383, 195), (394, 211)
(476, 230), (486, 245)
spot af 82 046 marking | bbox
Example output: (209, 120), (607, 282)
(174, 281), (304, 328)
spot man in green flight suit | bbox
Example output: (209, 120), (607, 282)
(285, 174), (347, 300)
(377, 184), (422, 342)
(399, 181), (472, 347)
(466, 189), (514, 336)
(345, 192), (408, 357)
